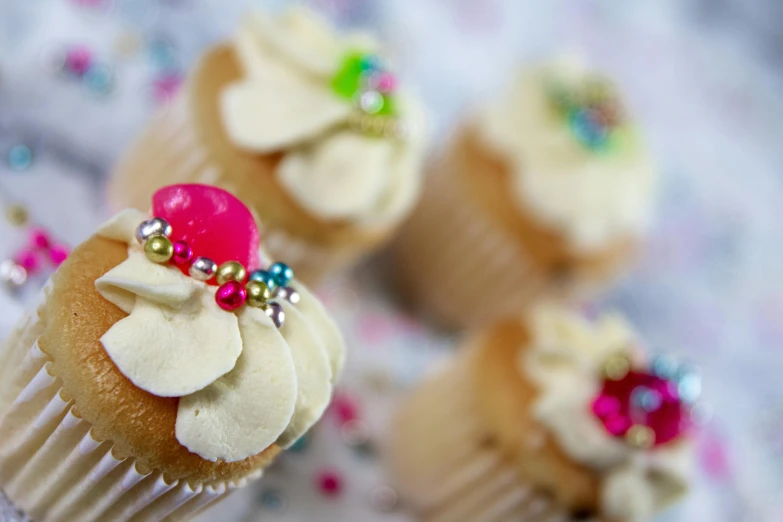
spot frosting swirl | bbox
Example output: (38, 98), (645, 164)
(94, 209), (344, 462)
(477, 57), (657, 253)
(220, 7), (428, 226)
(521, 306), (693, 520)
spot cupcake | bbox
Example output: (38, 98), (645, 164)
(393, 58), (655, 328)
(388, 307), (696, 521)
(0, 184), (345, 522)
(110, 7), (427, 285)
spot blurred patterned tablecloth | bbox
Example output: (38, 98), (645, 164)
(1, 1), (782, 521)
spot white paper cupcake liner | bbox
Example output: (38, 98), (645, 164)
(110, 91), (367, 285)
(0, 314), (261, 522)
(388, 350), (568, 522)
(393, 157), (552, 329)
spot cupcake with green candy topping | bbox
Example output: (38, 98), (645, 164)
(111, 6), (428, 286)
(0, 184), (345, 522)
(393, 57), (656, 328)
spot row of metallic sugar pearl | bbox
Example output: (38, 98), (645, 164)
(135, 217), (298, 327)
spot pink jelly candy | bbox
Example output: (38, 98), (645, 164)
(152, 184), (260, 281)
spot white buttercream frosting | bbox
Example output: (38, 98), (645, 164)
(94, 209), (345, 462)
(521, 306), (692, 520)
(477, 58), (657, 253)
(220, 7), (428, 226)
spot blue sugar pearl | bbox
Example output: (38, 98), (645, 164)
(8, 145), (33, 171)
(359, 54), (381, 72)
(83, 64), (114, 96)
(676, 371), (702, 404)
(651, 355), (678, 380)
(270, 262), (294, 287)
(149, 38), (178, 73)
(258, 488), (285, 511)
(631, 386), (663, 413)
(249, 269), (277, 290)
(569, 109), (608, 151)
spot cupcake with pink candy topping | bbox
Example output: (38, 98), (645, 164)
(0, 184), (345, 522)
(389, 306), (697, 521)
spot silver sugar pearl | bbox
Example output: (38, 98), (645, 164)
(264, 301), (285, 328)
(135, 217), (172, 244)
(370, 486), (398, 512)
(275, 286), (300, 305)
(359, 90), (384, 114)
(0, 260), (27, 286)
(189, 257), (217, 281)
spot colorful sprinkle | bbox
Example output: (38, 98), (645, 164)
(8, 145), (33, 171)
(547, 75), (626, 152)
(65, 47), (94, 77)
(258, 488), (286, 511)
(316, 470), (343, 497)
(4, 204), (29, 227)
(370, 485), (398, 512)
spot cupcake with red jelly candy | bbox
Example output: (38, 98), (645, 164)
(0, 184), (345, 522)
(388, 306), (696, 521)
(110, 7), (428, 285)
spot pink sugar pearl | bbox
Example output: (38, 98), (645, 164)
(29, 228), (51, 249)
(316, 470), (343, 497)
(375, 72), (397, 93)
(215, 281), (247, 311)
(331, 393), (359, 425)
(171, 240), (193, 266)
(15, 250), (40, 274)
(65, 47), (93, 76)
(49, 244), (69, 266)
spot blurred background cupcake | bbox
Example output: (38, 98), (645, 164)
(388, 306), (698, 521)
(393, 58), (656, 329)
(110, 7), (428, 286)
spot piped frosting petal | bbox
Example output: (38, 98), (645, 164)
(221, 79), (351, 153)
(100, 291), (242, 398)
(275, 300), (333, 448)
(96, 249), (201, 314)
(245, 8), (343, 76)
(176, 307), (298, 462)
(294, 283), (345, 382)
(276, 130), (394, 221)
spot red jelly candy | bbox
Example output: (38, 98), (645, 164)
(591, 370), (689, 447)
(152, 184), (260, 281)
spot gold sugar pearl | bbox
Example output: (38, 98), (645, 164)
(246, 280), (272, 308)
(216, 261), (247, 285)
(5, 204), (29, 227)
(603, 353), (631, 381)
(625, 425), (655, 450)
(144, 235), (174, 263)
